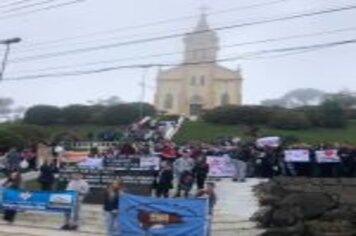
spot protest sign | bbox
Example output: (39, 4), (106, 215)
(78, 157), (103, 168)
(256, 136), (281, 148)
(103, 156), (160, 170)
(140, 156), (160, 170)
(206, 155), (235, 177)
(284, 149), (310, 162)
(119, 193), (209, 236)
(315, 150), (341, 163)
(61, 151), (88, 163)
(58, 166), (155, 203)
(1, 188), (76, 213)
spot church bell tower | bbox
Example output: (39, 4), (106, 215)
(183, 13), (219, 64)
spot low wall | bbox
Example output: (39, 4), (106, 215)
(253, 177), (356, 236)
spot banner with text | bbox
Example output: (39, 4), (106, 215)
(256, 136), (281, 148)
(119, 193), (209, 236)
(206, 155), (235, 177)
(315, 150), (341, 163)
(284, 149), (310, 162)
(0, 188), (76, 213)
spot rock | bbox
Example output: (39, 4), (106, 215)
(251, 206), (273, 227)
(259, 193), (282, 206)
(260, 223), (304, 236)
(271, 207), (298, 227)
(305, 220), (355, 236)
(321, 206), (355, 222)
(279, 192), (337, 219)
(255, 180), (286, 197)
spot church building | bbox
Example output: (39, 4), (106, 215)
(154, 13), (243, 116)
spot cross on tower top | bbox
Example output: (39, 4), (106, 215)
(199, 5), (209, 14)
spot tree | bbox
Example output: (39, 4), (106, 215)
(61, 105), (90, 125)
(268, 110), (311, 130)
(101, 103), (156, 125)
(0, 130), (25, 152)
(4, 124), (47, 146)
(24, 105), (61, 125)
(261, 88), (326, 108)
(324, 91), (356, 109)
(87, 105), (106, 124)
(318, 100), (347, 128)
(202, 105), (273, 125)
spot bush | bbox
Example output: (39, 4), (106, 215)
(61, 105), (90, 125)
(87, 105), (106, 124)
(24, 105), (61, 125)
(203, 105), (273, 125)
(0, 130), (25, 152)
(4, 124), (47, 146)
(318, 100), (347, 128)
(297, 106), (323, 127)
(101, 103), (156, 125)
(345, 108), (356, 120)
(268, 110), (311, 130)
(159, 114), (181, 121)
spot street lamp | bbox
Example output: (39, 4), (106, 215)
(0, 37), (21, 81)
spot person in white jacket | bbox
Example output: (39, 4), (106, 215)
(62, 173), (89, 230)
(173, 150), (195, 196)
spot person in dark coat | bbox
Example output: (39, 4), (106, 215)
(193, 156), (210, 190)
(103, 179), (123, 236)
(153, 161), (173, 198)
(38, 159), (58, 191)
(5, 148), (21, 173)
(2, 170), (22, 224)
(176, 171), (194, 198)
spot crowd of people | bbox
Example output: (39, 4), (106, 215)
(1, 116), (356, 235)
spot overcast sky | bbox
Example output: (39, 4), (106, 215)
(0, 0), (355, 108)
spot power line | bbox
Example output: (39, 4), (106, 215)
(9, 4), (356, 64)
(16, 0), (292, 50)
(12, 26), (356, 74)
(4, 38), (356, 82)
(0, 0), (36, 9)
(0, 0), (58, 14)
(0, 0), (86, 20)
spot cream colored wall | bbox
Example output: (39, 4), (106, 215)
(155, 64), (243, 115)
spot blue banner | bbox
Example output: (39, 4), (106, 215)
(0, 188), (76, 213)
(119, 193), (209, 236)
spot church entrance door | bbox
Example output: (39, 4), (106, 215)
(190, 95), (203, 116)
(190, 104), (203, 116)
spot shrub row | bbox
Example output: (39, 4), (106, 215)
(203, 100), (348, 130)
(24, 103), (156, 126)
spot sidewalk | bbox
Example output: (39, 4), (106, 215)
(0, 178), (265, 236)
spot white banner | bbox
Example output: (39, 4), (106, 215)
(78, 157), (103, 168)
(316, 150), (340, 163)
(140, 156), (160, 170)
(206, 155), (235, 177)
(284, 149), (310, 162)
(256, 136), (281, 148)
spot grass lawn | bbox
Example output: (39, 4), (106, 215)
(174, 121), (356, 144)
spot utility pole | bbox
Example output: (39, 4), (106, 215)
(0, 37), (21, 81)
(138, 67), (149, 119)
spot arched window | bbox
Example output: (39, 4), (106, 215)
(221, 93), (230, 106)
(191, 76), (196, 86)
(200, 75), (205, 86)
(164, 94), (174, 109)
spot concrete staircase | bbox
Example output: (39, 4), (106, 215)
(0, 178), (265, 236)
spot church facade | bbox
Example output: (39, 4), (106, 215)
(154, 13), (243, 116)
